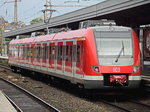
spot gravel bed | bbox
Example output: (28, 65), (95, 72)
(0, 68), (123, 112)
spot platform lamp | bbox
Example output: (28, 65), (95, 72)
(42, 9), (56, 34)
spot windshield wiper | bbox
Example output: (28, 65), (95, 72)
(115, 40), (125, 63)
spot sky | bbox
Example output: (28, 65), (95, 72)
(0, 0), (105, 24)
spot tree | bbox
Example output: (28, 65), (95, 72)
(30, 18), (43, 24)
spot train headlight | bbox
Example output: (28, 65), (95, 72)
(133, 66), (140, 73)
(92, 66), (100, 73)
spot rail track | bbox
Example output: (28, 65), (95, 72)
(0, 77), (60, 112)
(92, 95), (150, 112)
(141, 76), (150, 92)
(1, 63), (150, 112)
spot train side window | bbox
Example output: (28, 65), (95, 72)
(43, 46), (46, 59)
(77, 45), (80, 62)
(14, 46), (18, 57)
(46, 46), (49, 59)
(19, 46), (22, 58)
(40, 46), (43, 59)
(28, 46), (32, 58)
(69, 45), (73, 62)
(27, 46), (29, 57)
(30, 45), (33, 58)
(23, 46), (24, 57)
(57, 45), (59, 60)
(52, 46), (55, 60)
(24, 46), (26, 57)
(55, 45), (58, 60)
(34, 46), (37, 58)
(62, 45), (65, 61)
(37, 46), (40, 58)
(58, 45), (63, 61)
(65, 45), (69, 61)
(49, 46), (51, 60)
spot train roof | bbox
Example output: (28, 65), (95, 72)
(91, 25), (131, 32)
(9, 28), (88, 44)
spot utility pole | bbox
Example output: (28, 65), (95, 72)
(4, 0), (21, 23)
(14, 0), (18, 23)
(42, 0), (56, 34)
(45, 0), (48, 19)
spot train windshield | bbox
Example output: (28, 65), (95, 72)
(94, 30), (134, 66)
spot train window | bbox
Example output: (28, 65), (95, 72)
(58, 45), (60, 60)
(27, 46), (32, 58)
(52, 46), (55, 60)
(43, 46), (45, 59)
(55, 45), (58, 60)
(65, 45), (69, 61)
(37, 46), (40, 58)
(19, 46), (22, 58)
(73, 45), (76, 62)
(43, 46), (47, 59)
(31, 46), (33, 58)
(9, 46), (12, 57)
(77, 45), (80, 62)
(34, 46), (37, 58)
(49, 46), (51, 60)
(22, 46), (24, 57)
(46, 46), (49, 59)
(14, 46), (18, 57)
(62, 45), (65, 61)
(12, 46), (14, 57)
(69, 45), (73, 62)
(58, 45), (63, 61)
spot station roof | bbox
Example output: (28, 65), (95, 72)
(4, 0), (150, 38)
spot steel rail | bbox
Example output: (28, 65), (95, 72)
(0, 77), (60, 112)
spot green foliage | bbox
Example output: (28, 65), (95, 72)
(5, 38), (12, 41)
(30, 18), (43, 24)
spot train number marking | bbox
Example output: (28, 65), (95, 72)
(113, 67), (120, 72)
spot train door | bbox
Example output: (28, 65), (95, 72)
(57, 42), (63, 71)
(65, 41), (73, 75)
(76, 41), (84, 75)
(49, 43), (55, 70)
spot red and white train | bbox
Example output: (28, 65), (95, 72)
(8, 20), (141, 89)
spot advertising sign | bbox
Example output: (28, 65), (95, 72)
(143, 28), (150, 64)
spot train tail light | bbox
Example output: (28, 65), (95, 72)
(133, 66), (140, 73)
(92, 66), (100, 73)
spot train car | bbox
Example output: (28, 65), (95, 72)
(8, 20), (141, 89)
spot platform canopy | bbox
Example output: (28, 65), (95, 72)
(4, 0), (150, 38)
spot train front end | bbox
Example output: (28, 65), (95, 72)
(83, 23), (141, 89)
(92, 26), (141, 89)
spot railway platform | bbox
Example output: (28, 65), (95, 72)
(0, 90), (17, 112)
(0, 56), (8, 60)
